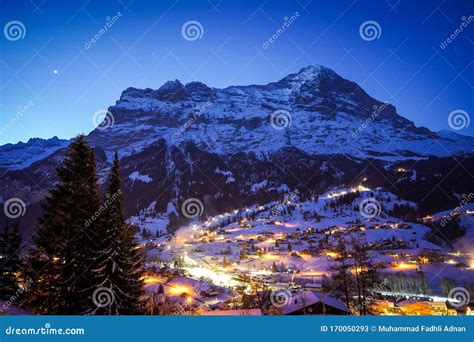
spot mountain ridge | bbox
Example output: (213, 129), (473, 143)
(2, 65), (473, 167)
(84, 64), (472, 163)
(0, 136), (70, 171)
(1, 65), (473, 236)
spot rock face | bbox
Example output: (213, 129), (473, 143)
(85, 64), (472, 161)
(1, 65), (473, 234)
(0, 136), (70, 171)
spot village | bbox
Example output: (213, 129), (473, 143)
(131, 185), (474, 316)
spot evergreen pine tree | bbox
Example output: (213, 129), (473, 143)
(157, 284), (165, 294)
(27, 135), (102, 314)
(350, 236), (379, 315)
(91, 152), (144, 315)
(328, 239), (353, 308)
(0, 221), (23, 300)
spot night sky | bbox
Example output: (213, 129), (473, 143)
(1, 0), (472, 144)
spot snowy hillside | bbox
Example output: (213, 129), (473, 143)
(0, 136), (69, 170)
(1, 65), (473, 238)
(86, 65), (474, 161)
(137, 186), (474, 295)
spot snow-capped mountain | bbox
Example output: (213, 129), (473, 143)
(0, 136), (70, 171)
(87, 65), (473, 161)
(1, 65), (473, 235)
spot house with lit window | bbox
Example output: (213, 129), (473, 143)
(282, 291), (351, 315)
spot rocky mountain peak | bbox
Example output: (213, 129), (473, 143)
(282, 64), (338, 83)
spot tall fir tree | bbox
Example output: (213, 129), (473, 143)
(27, 135), (102, 314)
(328, 239), (353, 308)
(91, 152), (144, 315)
(0, 221), (23, 300)
(350, 236), (379, 315)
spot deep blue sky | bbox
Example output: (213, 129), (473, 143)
(1, 0), (473, 144)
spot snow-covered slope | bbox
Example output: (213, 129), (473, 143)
(1, 65), (473, 237)
(141, 186), (473, 293)
(0, 136), (70, 171)
(87, 65), (473, 161)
